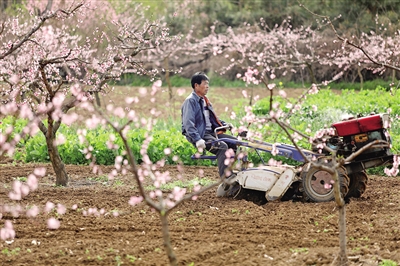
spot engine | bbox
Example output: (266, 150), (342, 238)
(326, 114), (392, 161)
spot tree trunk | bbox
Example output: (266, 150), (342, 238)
(392, 69), (395, 84)
(249, 87), (254, 106)
(160, 212), (177, 266)
(333, 169), (348, 265)
(44, 121), (69, 186)
(95, 91), (101, 107)
(337, 205), (348, 265)
(357, 66), (363, 89)
(306, 63), (317, 84)
(164, 57), (173, 100)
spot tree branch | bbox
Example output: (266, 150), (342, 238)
(0, 3), (83, 60)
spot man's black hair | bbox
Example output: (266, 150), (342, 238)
(191, 72), (209, 89)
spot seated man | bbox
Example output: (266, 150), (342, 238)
(181, 72), (238, 184)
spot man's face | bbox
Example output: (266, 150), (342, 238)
(194, 79), (209, 97)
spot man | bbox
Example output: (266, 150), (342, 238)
(181, 71), (238, 185)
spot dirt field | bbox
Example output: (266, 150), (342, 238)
(0, 163), (400, 266)
(1, 86), (399, 265)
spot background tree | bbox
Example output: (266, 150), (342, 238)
(130, 0), (400, 84)
(0, 1), (173, 186)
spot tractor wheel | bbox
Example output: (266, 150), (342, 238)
(302, 164), (350, 202)
(346, 171), (368, 199)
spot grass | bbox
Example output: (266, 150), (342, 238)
(14, 176), (27, 182)
(289, 247), (309, 254)
(379, 260), (398, 266)
(87, 175), (109, 185)
(1, 247), (21, 256)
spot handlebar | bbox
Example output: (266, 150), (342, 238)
(214, 125), (231, 139)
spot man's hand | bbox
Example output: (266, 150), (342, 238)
(196, 139), (206, 150)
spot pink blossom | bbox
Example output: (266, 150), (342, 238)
(279, 90), (287, 98)
(267, 158), (282, 167)
(26, 206), (40, 218)
(88, 208), (99, 216)
(139, 87), (147, 95)
(0, 220), (15, 240)
(20, 184), (30, 196)
(176, 88), (186, 96)
(85, 115), (102, 129)
(52, 93), (65, 108)
(55, 134), (66, 145)
(193, 185), (201, 192)
(19, 104), (34, 120)
(9, 74), (20, 84)
(198, 169), (204, 177)
(113, 107), (125, 118)
(57, 204), (66, 215)
(47, 218), (60, 230)
(129, 196), (144, 206)
(152, 80), (162, 92)
(62, 113), (78, 125)
(45, 201), (55, 213)
(271, 144), (279, 156)
(149, 191), (156, 198)
(8, 191), (21, 201)
(33, 167), (46, 177)
(164, 148), (171, 155)
(171, 187), (186, 201)
(125, 97), (135, 104)
(384, 155), (399, 176)
(309, 84), (319, 94)
(12, 180), (22, 192)
(27, 174), (38, 191)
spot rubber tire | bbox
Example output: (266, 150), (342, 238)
(302, 164), (350, 202)
(346, 171), (368, 199)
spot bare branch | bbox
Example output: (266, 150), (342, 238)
(0, 21), (5, 36)
(298, 0), (400, 72)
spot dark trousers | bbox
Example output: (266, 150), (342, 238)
(202, 132), (237, 178)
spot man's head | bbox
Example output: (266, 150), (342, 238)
(191, 72), (209, 89)
(191, 72), (210, 97)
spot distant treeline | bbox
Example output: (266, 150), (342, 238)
(3, 0), (399, 85)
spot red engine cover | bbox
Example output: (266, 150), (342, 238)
(332, 114), (386, 137)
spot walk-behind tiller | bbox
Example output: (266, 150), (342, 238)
(192, 113), (394, 204)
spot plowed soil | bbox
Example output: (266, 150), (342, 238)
(1, 163), (400, 266)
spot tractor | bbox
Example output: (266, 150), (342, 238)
(192, 113), (394, 204)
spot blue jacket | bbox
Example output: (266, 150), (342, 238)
(181, 91), (225, 144)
